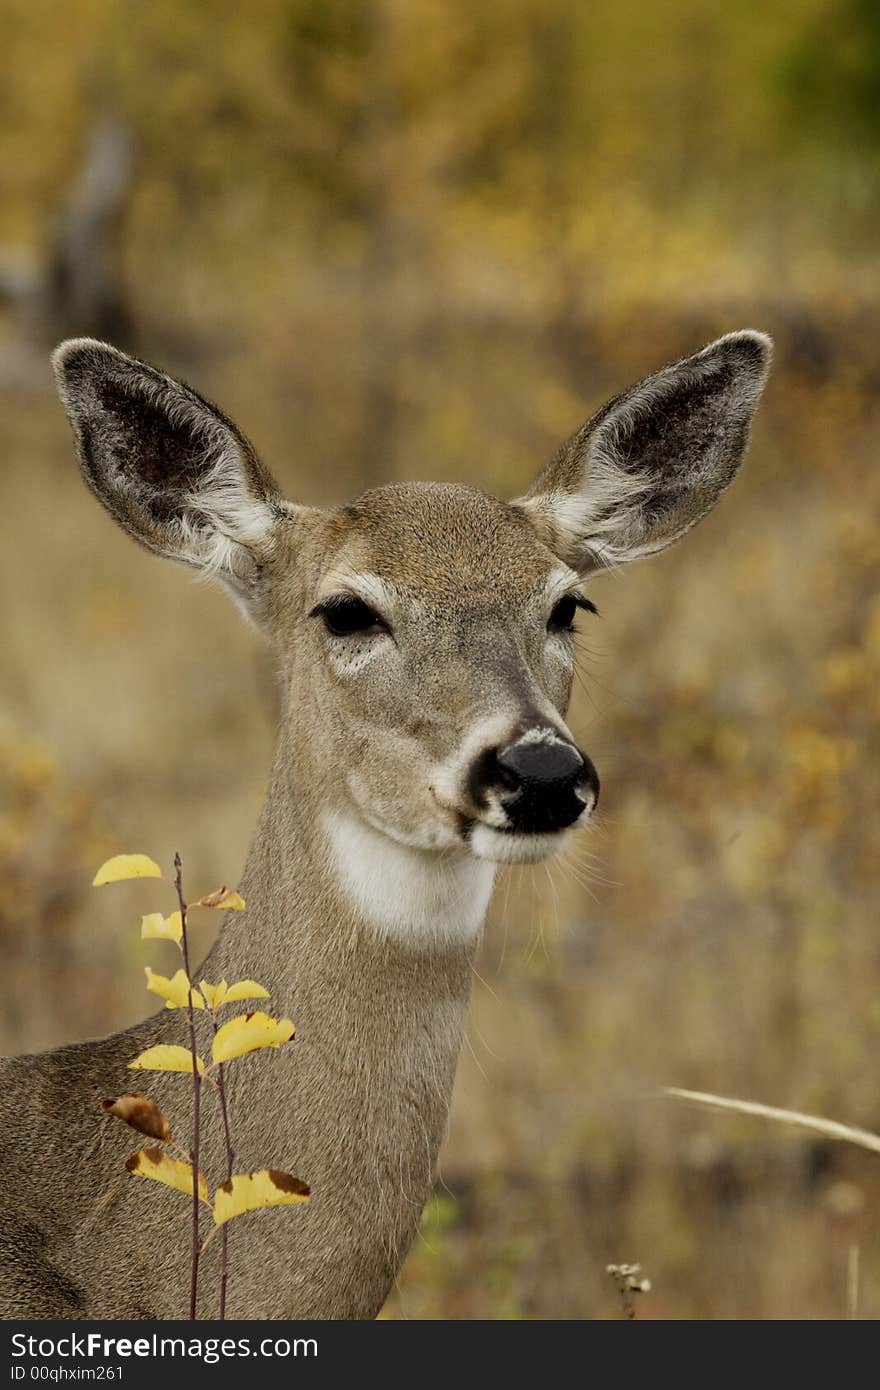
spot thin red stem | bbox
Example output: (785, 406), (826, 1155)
(174, 852), (201, 1321)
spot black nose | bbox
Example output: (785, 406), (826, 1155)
(471, 735), (599, 834)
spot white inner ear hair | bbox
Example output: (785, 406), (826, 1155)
(522, 386), (664, 573)
(516, 332), (769, 572)
(179, 449), (277, 587)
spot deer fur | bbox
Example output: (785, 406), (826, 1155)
(0, 330), (771, 1318)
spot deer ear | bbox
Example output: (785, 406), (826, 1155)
(52, 338), (287, 617)
(515, 331), (772, 573)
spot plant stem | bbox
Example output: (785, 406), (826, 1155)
(214, 1045), (235, 1320)
(174, 852), (201, 1322)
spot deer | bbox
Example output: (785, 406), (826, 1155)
(0, 329), (771, 1319)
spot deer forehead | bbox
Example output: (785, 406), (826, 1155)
(310, 481), (565, 607)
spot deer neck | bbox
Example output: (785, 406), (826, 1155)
(197, 748), (495, 1311)
(208, 749), (496, 986)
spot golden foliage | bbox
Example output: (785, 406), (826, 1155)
(199, 978), (270, 1010)
(129, 1044), (205, 1076)
(126, 1147), (208, 1203)
(213, 1169), (310, 1226)
(212, 1011), (295, 1064)
(191, 887), (246, 911)
(141, 910), (183, 943)
(144, 966), (205, 1010)
(92, 854), (162, 886)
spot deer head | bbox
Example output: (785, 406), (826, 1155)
(52, 330), (771, 910)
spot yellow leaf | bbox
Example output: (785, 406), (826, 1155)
(129, 1044), (204, 1076)
(199, 979), (228, 1010)
(223, 978), (270, 1004)
(213, 1169), (310, 1225)
(192, 886), (246, 911)
(144, 967), (204, 1011)
(141, 910), (183, 943)
(126, 1146), (208, 1202)
(199, 978), (270, 1010)
(212, 1011), (295, 1064)
(101, 1093), (171, 1142)
(93, 853), (162, 886)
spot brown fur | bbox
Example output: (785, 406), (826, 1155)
(0, 331), (770, 1318)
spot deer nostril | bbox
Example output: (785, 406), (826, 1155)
(494, 756), (521, 793)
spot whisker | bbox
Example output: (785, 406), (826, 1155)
(471, 962), (502, 1005)
(461, 1027), (491, 1084)
(553, 859), (601, 905)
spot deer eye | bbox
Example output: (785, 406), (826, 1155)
(548, 593), (598, 631)
(312, 595), (386, 637)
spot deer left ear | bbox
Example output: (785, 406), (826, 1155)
(52, 338), (290, 622)
(514, 330), (772, 573)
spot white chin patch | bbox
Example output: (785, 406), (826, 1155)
(469, 823), (570, 865)
(325, 812), (495, 947)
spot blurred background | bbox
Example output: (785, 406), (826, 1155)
(2, 0), (879, 1319)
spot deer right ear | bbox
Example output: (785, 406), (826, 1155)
(514, 331), (772, 573)
(52, 338), (289, 618)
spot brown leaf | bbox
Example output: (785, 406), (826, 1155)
(102, 1093), (172, 1142)
(267, 1169), (310, 1197)
(191, 885), (246, 911)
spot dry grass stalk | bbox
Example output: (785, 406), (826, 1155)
(665, 1087), (880, 1157)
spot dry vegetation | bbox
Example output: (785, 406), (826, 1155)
(1, 0), (879, 1319)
